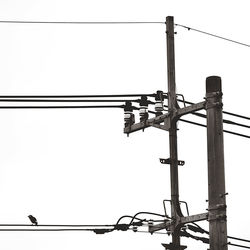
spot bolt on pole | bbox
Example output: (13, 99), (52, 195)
(206, 76), (228, 250)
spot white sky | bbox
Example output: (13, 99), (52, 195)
(0, 0), (249, 249)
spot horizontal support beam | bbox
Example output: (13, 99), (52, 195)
(180, 212), (208, 224)
(124, 101), (206, 134)
(124, 113), (170, 134)
(149, 212), (208, 233)
(175, 101), (205, 117)
(148, 220), (171, 233)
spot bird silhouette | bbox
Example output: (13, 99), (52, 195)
(28, 215), (38, 226)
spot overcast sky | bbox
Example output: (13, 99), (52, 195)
(0, 0), (249, 249)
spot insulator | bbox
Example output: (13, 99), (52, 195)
(124, 101), (135, 127)
(155, 90), (164, 116)
(124, 111), (135, 127)
(139, 96), (149, 122)
(148, 220), (154, 227)
(139, 106), (148, 122)
(155, 101), (164, 113)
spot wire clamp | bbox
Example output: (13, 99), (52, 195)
(160, 158), (185, 166)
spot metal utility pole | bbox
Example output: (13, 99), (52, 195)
(166, 16), (184, 250)
(124, 16), (228, 250)
(206, 76), (228, 250)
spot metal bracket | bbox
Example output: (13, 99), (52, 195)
(160, 158), (185, 166)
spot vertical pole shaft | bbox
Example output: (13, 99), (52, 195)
(206, 76), (228, 250)
(166, 16), (182, 248)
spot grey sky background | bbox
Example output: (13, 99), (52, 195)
(0, 0), (249, 249)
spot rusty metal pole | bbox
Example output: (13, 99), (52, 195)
(165, 16), (184, 250)
(206, 76), (228, 250)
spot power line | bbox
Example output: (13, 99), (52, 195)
(0, 99), (141, 103)
(0, 93), (248, 122)
(175, 23), (250, 48)
(0, 94), (155, 98)
(0, 228), (97, 232)
(128, 229), (168, 235)
(177, 98), (250, 121)
(191, 111), (250, 129)
(0, 224), (115, 227)
(0, 105), (124, 109)
(223, 110), (250, 120)
(128, 212), (167, 226)
(0, 20), (165, 25)
(179, 118), (250, 139)
(189, 223), (250, 245)
(228, 236), (250, 244)
(228, 242), (250, 249)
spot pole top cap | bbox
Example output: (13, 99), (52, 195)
(206, 76), (222, 93)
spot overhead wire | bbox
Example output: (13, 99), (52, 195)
(0, 94), (156, 98)
(0, 212), (165, 234)
(175, 23), (250, 48)
(0, 105), (124, 109)
(0, 99), (141, 103)
(0, 20), (165, 25)
(128, 212), (168, 226)
(0, 93), (248, 138)
(228, 236), (250, 244)
(0, 96), (248, 129)
(227, 242), (250, 249)
(179, 118), (250, 139)
(190, 112), (250, 129)
(188, 223), (250, 247)
(0, 223), (116, 227)
(176, 98), (250, 121)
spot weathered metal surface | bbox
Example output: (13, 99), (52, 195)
(206, 76), (228, 250)
(175, 101), (206, 117)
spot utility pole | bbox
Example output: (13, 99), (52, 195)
(165, 15), (184, 250)
(124, 16), (228, 250)
(206, 76), (228, 250)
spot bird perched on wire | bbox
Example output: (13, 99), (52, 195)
(28, 215), (38, 226)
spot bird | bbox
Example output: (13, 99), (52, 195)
(28, 215), (38, 226)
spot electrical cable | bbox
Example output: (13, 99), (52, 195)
(189, 223), (250, 245)
(180, 229), (209, 244)
(227, 242), (250, 249)
(128, 212), (167, 226)
(223, 110), (250, 121)
(0, 224), (115, 227)
(114, 215), (146, 226)
(0, 94), (155, 98)
(175, 23), (250, 48)
(191, 222), (208, 234)
(228, 236), (250, 244)
(0, 228), (98, 232)
(128, 229), (168, 235)
(0, 99), (141, 103)
(4, 97), (247, 129)
(0, 20), (165, 25)
(191, 112), (250, 129)
(147, 108), (250, 139)
(177, 98), (250, 121)
(164, 97), (250, 128)
(179, 118), (250, 139)
(0, 105), (124, 109)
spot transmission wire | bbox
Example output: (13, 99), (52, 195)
(175, 23), (250, 48)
